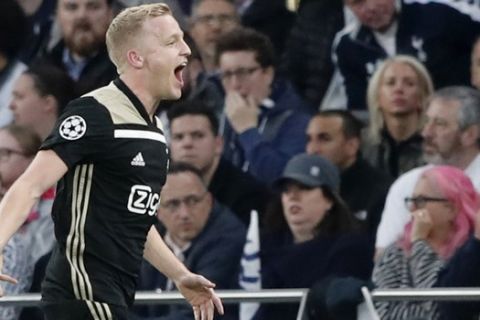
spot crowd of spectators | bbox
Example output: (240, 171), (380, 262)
(2, 0), (480, 319)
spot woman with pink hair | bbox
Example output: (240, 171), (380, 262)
(372, 165), (479, 320)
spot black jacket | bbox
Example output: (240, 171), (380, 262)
(340, 157), (392, 240)
(334, 0), (480, 110)
(135, 202), (246, 320)
(210, 158), (271, 226)
(362, 130), (425, 179)
(41, 41), (117, 96)
(280, 0), (344, 108)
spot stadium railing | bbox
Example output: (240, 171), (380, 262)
(2, 288), (480, 319)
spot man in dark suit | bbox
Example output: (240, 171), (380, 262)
(134, 162), (246, 320)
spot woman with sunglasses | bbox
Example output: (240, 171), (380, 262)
(373, 165), (479, 320)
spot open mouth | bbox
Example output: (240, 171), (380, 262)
(174, 62), (188, 85)
(288, 205), (301, 215)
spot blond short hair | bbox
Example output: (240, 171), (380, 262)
(366, 55), (434, 144)
(106, 3), (172, 73)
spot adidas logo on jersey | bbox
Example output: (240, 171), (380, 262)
(131, 152), (145, 167)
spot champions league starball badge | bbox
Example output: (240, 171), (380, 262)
(59, 115), (87, 140)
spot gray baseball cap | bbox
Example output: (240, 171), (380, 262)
(275, 154), (340, 190)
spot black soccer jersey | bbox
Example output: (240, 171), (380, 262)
(40, 79), (169, 310)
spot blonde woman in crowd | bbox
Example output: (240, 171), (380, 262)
(363, 55), (433, 178)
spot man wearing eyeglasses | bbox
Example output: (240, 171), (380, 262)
(189, 0), (239, 74)
(376, 86), (480, 255)
(134, 162), (246, 320)
(216, 27), (312, 185)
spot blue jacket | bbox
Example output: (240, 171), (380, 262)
(221, 79), (311, 185)
(333, 0), (480, 110)
(133, 201), (246, 320)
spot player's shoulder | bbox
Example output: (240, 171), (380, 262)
(84, 81), (149, 126)
(52, 96), (112, 142)
(54, 86), (119, 141)
(60, 94), (112, 127)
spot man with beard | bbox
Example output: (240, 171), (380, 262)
(375, 86), (480, 254)
(40, 0), (117, 95)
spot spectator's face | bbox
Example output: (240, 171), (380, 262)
(158, 172), (212, 247)
(10, 74), (51, 128)
(281, 181), (332, 242)
(410, 176), (454, 228)
(170, 115), (223, 174)
(345, 0), (396, 32)
(306, 116), (357, 170)
(57, 0), (113, 57)
(136, 15), (191, 100)
(471, 40), (480, 90)
(0, 130), (33, 195)
(378, 62), (422, 117)
(220, 50), (273, 103)
(190, 0), (238, 65)
(421, 98), (462, 164)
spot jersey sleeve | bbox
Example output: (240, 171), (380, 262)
(40, 96), (114, 168)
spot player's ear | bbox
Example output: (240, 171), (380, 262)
(126, 49), (144, 69)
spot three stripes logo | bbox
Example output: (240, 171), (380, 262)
(131, 152), (145, 167)
(67, 164), (114, 319)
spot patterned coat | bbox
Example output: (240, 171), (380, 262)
(373, 240), (444, 320)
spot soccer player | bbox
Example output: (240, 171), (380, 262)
(0, 3), (223, 320)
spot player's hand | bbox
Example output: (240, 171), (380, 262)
(0, 254), (18, 297)
(175, 273), (224, 320)
(225, 91), (259, 133)
(411, 209), (433, 242)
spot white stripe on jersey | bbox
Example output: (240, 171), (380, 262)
(67, 164), (112, 320)
(86, 301), (104, 320)
(114, 129), (166, 143)
(77, 165), (93, 300)
(66, 165), (88, 299)
(100, 302), (113, 320)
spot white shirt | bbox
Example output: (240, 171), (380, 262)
(373, 21), (398, 57)
(375, 153), (480, 249)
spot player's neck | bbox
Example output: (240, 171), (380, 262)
(120, 74), (158, 120)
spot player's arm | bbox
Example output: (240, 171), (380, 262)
(0, 150), (67, 294)
(143, 226), (224, 320)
